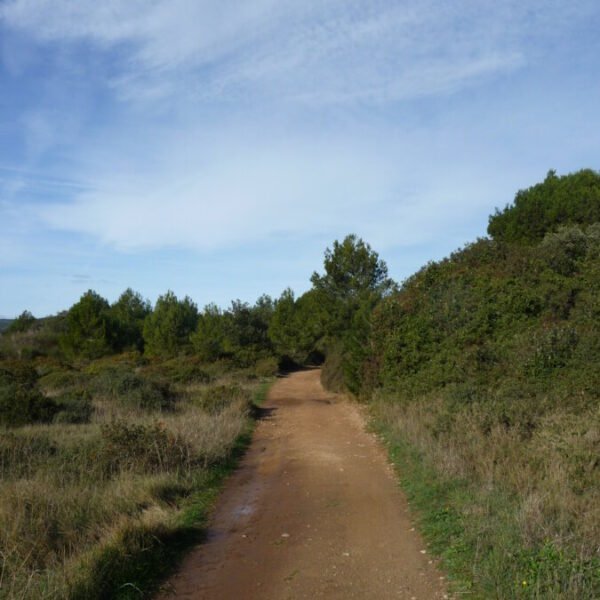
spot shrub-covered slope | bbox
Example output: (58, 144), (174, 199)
(488, 169), (600, 243)
(354, 170), (600, 598)
(364, 223), (600, 404)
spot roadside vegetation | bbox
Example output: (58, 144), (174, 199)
(0, 296), (278, 598)
(1, 168), (599, 598)
(319, 170), (600, 599)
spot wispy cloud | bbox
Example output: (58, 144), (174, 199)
(39, 132), (399, 250)
(4, 0), (592, 106)
(1, 1), (599, 316)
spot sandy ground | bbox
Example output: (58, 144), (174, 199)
(157, 369), (448, 599)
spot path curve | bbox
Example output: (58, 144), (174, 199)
(158, 369), (448, 599)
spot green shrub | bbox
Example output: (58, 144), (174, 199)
(320, 342), (346, 393)
(539, 225), (588, 275)
(149, 356), (211, 384)
(525, 325), (579, 376)
(253, 356), (279, 378)
(60, 290), (118, 359)
(54, 390), (93, 424)
(38, 368), (83, 393)
(0, 384), (58, 427)
(91, 367), (173, 412)
(0, 361), (58, 427)
(143, 291), (198, 358)
(99, 421), (189, 474)
(488, 169), (600, 244)
(5, 310), (36, 334)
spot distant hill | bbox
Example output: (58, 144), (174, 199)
(0, 319), (13, 333)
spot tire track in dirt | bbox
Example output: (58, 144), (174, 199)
(157, 369), (448, 599)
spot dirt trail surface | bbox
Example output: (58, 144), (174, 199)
(158, 370), (448, 599)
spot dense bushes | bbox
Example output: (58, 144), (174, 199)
(90, 367), (173, 412)
(60, 290), (116, 359)
(488, 169), (600, 243)
(0, 360), (261, 598)
(143, 291), (199, 358)
(5, 311), (36, 334)
(53, 390), (93, 424)
(192, 297), (277, 366)
(360, 222), (600, 405)
(99, 421), (188, 474)
(2, 286), (281, 369)
(0, 313), (67, 360)
(343, 171), (600, 598)
(0, 362), (58, 426)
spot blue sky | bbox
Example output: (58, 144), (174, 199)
(1, 1), (599, 317)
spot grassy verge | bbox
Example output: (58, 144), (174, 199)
(0, 363), (274, 600)
(372, 412), (600, 600)
(70, 380), (273, 600)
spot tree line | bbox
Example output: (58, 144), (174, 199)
(3, 234), (394, 371)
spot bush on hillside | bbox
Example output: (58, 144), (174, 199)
(91, 367), (173, 412)
(0, 362), (59, 427)
(99, 421), (188, 474)
(53, 390), (93, 424)
(143, 291), (198, 358)
(60, 290), (118, 359)
(488, 169), (600, 243)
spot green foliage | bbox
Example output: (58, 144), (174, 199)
(91, 367), (173, 412)
(53, 390), (93, 424)
(143, 291), (198, 358)
(309, 234), (395, 392)
(0, 313), (67, 360)
(191, 303), (228, 361)
(224, 296), (274, 363)
(99, 421), (187, 474)
(362, 224), (600, 404)
(192, 296), (275, 366)
(268, 288), (324, 364)
(61, 290), (117, 359)
(311, 234), (394, 302)
(5, 310), (36, 334)
(488, 169), (600, 243)
(38, 366), (83, 393)
(311, 234), (395, 340)
(111, 288), (151, 352)
(0, 362), (59, 427)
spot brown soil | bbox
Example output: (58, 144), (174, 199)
(157, 369), (448, 599)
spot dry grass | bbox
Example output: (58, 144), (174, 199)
(371, 391), (600, 599)
(0, 377), (254, 599)
(373, 396), (599, 557)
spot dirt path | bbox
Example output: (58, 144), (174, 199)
(158, 370), (448, 599)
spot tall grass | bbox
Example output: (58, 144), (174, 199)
(0, 361), (261, 599)
(372, 393), (600, 599)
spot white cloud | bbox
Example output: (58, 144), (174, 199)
(3, 0), (598, 262)
(3, 0), (593, 106)
(39, 133), (398, 250)
(34, 120), (516, 255)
